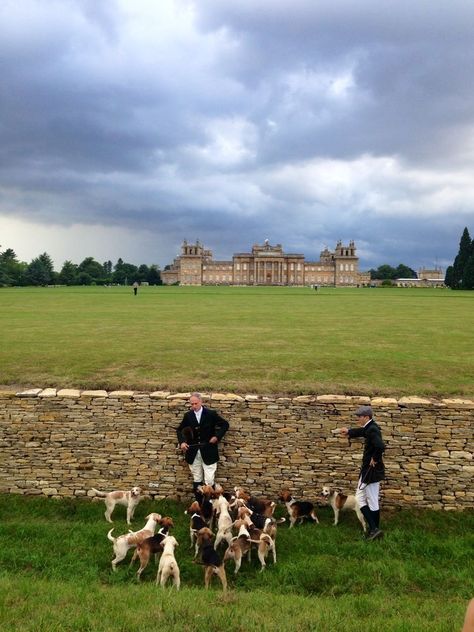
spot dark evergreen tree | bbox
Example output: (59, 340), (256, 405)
(463, 253), (474, 290)
(26, 252), (54, 286)
(444, 265), (454, 288)
(452, 227), (471, 288)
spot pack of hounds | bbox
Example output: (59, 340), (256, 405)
(90, 483), (365, 592)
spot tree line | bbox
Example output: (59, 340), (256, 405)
(445, 227), (474, 290)
(369, 263), (417, 281)
(0, 248), (162, 287)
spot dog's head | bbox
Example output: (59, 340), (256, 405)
(131, 486), (142, 498)
(199, 484), (214, 498)
(237, 506), (252, 519)
(321, 485), (339, 499)
(159, 516), (174, 529)
(196, 527), (214, 545)
(185, 500), (201, 515)
(160, 535), (178, 551)
(278, 489), (292, 503)
(234, 487), (250, 501)
(145, 512), (162, 522)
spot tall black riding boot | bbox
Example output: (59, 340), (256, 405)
(360, 504), (376, 533)
(372, 509), (380, 529)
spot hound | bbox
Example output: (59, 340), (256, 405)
(279, 490), (319, 527)
(321, 485), (367, 532)
(214, 495), (234, 549)
(196, 528), (227, 593)
(234, 487), (276, 517)
(107, 513), (162, 571)
(156, 536), (180, 589)
(129, 517), (175, 579)
(90, 486), (143, 524)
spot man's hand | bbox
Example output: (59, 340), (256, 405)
(209, 436), (218, 444)
(339, 427), (349, 437)
(180, 442), (189, 452)
(369, 457), (377, 467)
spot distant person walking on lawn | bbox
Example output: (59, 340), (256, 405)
(133, 281), (139, 295)
(177, 392), (229, 498)
(338, 405), (386, 540)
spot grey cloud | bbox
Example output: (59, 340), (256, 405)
(1, 0), (473, 271)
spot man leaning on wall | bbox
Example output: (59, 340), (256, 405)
(176, 392), (229, 498)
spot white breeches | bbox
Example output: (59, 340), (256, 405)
(355, 479), (380, 511)
(189, 451), (217, 485)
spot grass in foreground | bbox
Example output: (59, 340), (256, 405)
(0, 494), (472, 631)
(1, 285), (474, 397)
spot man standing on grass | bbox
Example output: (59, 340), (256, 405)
(177, 392), (229, 498)
(339, 405), (385, 541)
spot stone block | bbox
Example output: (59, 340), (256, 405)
(16, 389), (42, 397)
(57, 389), (81, 398)
(81, 390), (108, 397)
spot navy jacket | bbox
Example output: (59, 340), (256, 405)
(177, 406), (229, 465)
(348, 419), (385, 483)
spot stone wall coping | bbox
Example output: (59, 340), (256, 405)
(57, 389), (81, 398)
(3, 388), (473, 408)
(108, 391), (135, 398)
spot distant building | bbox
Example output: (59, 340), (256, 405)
(161, 239), (371, 287)
(395, 266), (445, 287)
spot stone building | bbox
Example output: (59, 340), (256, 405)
(161, 239), (371, 287)
(395, 267), (445, 288)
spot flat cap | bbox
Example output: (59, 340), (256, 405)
(355, 405), (373, 417)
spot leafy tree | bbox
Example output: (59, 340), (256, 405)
(58, 260), (78, 285)
(76, 271), (93, 285)
(113, 258), (138, 284)
(78, 257), (106, 284)
(371, 263), (418, 280)
(370, 264), (397, 280)
(147, 264), (161, 285)
(137, 264), (150, 282)
(0, 248), (28, 286)
(395, 264), (416, 279)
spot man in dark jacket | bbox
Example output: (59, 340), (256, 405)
(339, 405), (385, 540)
(177, 392), (229, 497)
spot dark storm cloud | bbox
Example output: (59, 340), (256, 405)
(1, 0), (473, 269)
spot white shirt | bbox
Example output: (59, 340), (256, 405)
(194, 407), (203, 424)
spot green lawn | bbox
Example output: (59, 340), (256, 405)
(0, 495), (472, 631)
(0, 285), (473, 396)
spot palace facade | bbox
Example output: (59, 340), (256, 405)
(161, 239), (371, 287)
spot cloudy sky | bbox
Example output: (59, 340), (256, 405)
(1, 0), (474, 271)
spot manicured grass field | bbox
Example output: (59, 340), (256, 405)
(0, 285), (473, 396)
(0, 495), (472, 631)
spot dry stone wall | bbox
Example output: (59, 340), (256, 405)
(0, 389), (473, 510)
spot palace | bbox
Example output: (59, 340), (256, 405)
(161, 239), (371, 287)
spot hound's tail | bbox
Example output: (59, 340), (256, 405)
(107, 529), (116, 543)
(91, 488), (107, 497)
